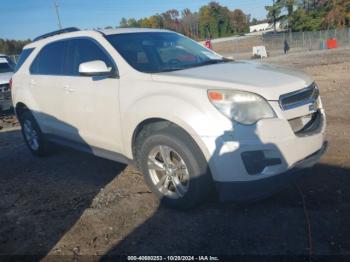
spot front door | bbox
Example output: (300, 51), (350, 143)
(60, 38), (122, 153)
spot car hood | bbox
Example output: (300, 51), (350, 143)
(151, 61), (314, 100)
(0, 72), (13, 85)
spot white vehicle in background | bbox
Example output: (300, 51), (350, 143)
(12, 28), (327, 209)
(0, 54), (15, 111)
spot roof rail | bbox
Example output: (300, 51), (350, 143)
(94, 29), (107, 37)
(33, 27), (80, 42)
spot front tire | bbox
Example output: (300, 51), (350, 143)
(136, 124), (213, 209)
(19, 111), (50, 157)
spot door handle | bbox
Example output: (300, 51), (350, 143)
(63, 85), (75, 93)
(30, 79), (36, 86)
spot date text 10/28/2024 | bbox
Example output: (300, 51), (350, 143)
(127, 256), (220, 261)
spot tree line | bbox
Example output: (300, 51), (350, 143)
(266, 0), (350, 31)
(1, 2), (249, 55)
(0, 39), (31, 55)
(1, 1), (350, 55)
(118, 2), (250, 40)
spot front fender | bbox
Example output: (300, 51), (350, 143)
(121, 94), (226, 161)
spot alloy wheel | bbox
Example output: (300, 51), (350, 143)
(147, 145), (190, 199)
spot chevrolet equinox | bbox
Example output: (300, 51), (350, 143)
(11, 28), (327, 209)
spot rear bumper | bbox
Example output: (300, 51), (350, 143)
(215, 141), (327, 202)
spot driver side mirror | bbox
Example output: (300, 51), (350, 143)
(79, 60), (116, 77)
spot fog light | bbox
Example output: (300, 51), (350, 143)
(241, 151), (281, 175)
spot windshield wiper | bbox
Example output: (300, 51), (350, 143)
(156, 58), (232, 73)
(198, 59), (226, 66)
(187, 58), (231, 69)
(157, 67), (186, 73)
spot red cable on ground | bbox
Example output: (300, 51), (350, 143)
(295, 183), (313, 262)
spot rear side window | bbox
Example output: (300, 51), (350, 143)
(65, 38), (115, 76)
(14, 48), (34, 72)
(30, 41), (66, 75)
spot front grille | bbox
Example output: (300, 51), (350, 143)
(289, 113), (315, 133)
(288, 110), (323, 136)
(4, 92), (11, 100)
(279, 83), (319, 110)
(0, 83), (10, 92)
(0, 84), (12, 106)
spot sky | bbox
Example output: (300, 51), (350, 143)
(0, 0), (271, 40)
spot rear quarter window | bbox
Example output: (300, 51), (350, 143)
(14, 48), (34, 73)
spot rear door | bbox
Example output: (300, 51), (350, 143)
(60, 38), (122, 153)
(29, 40), (69, 135)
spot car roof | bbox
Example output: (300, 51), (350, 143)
(24, 27), (173, 49)
(99, 28), (172, 35)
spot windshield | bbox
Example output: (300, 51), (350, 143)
(0, 62), (14, 73)
(106, 32), (226, 73)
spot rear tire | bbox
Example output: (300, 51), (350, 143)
(19, 111), (50, 157)
(135, 123), (213, 209)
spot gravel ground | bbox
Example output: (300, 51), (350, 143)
(0, 48), (349, 259)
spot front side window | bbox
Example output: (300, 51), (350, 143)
(30, 41), (66, 75)
(106, 32), (226, 73)
(65, 38), (115, 76)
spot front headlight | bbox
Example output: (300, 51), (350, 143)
(208, 90), (276, 125)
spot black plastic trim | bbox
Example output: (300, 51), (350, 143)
(33, 27), (80, 42)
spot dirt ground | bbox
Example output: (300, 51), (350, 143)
(0, 47), (350, 259)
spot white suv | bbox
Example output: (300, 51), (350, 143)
(12, 28), (327, 209)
